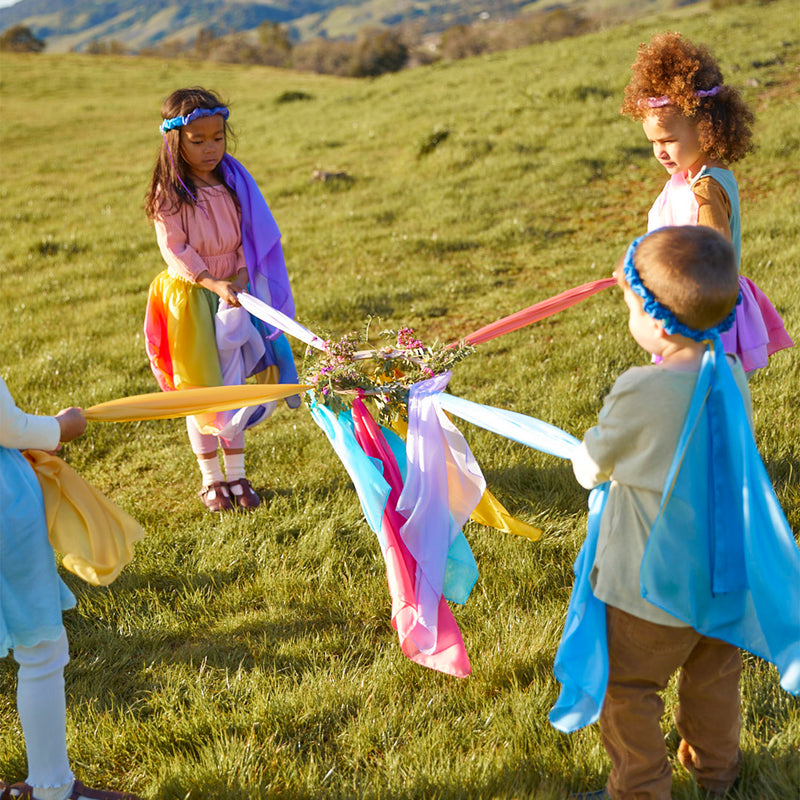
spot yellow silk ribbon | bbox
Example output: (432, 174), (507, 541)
(85, 383), (311, 422)
(470, 492), (542, 541)
(19, 384), (308, 585)
(23, 450), (145, 586)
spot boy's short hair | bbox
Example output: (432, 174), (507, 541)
(635, 226), (739, 332)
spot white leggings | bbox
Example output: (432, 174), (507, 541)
(14, 630), (74, 788)
(186, 417), (244, 455)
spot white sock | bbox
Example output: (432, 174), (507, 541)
(23, 783), (73, 800)
(198, 454), (224, 486)
(223, 452), (246, 484)
(28, 782), (126, 800)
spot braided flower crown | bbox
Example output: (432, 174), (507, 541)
(623, 233), (740, 342)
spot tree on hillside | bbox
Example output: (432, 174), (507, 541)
(257, 20), (292, 66)
(440, 23), (490, 59)
(194, 26), (218, 58)
(291, 37), (356, 76)
(0, 25), (45, 53)
(86, 38), (128, 55)
(350, 28), (408, 77)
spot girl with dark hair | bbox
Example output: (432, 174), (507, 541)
(144, 87), (299, 512)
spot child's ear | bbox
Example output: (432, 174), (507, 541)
(654, 318), (669, 338)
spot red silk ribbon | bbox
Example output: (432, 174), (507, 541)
(458, 277), (616, 346)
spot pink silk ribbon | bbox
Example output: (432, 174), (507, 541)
(458, 277), (616, 346)
(351, 397), (472, 677)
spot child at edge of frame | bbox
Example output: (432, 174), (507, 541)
(0, 376), (139, 800)
(562, 225), (799, 800)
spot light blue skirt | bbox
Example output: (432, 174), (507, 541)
(0, 446), (75, 658)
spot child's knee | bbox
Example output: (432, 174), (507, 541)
(14, 629), (70, 678)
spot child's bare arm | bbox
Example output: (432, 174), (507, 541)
(232, 267), (249, 292)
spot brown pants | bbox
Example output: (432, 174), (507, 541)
(600, 606), (742, 800)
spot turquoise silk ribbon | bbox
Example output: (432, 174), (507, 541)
(308, 398), (475, 676)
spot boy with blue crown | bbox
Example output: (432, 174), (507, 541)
(548, 225), (800, 800)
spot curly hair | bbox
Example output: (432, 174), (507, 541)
(620, 32), (755, 164)
(144, 86), (237, 220)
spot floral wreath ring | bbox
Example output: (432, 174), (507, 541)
(623, 232), (740, 342)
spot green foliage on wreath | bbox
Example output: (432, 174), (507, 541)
(302, 324), (474, 422)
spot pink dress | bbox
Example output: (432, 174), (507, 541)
(648, 167), (792, 372)
(144, 186), (249, 393)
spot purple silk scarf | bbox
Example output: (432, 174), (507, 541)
(219, 154), (294, 322)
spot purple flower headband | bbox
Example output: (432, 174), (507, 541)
(623, 232), (739, 342)
(159, 106), (229, 134)
(644, 85), (722, 109)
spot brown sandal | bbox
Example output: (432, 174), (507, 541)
(68, 780), (140, 800)
(5, 783), (139, 800)
(199, 481), (234, 512)
(227, 478), (261, 509)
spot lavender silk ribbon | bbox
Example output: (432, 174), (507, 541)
(237, 292), (325, 351)
(397, 373), (482, 652)
(211, 302), (275, 440)
(219, 155), (294, 322)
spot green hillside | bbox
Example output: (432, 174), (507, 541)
(1, 0), (798, 797)
(1, 0), (687, 52)
(1, 0), (573, 52)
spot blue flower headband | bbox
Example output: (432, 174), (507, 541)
(159, 106), (229, 134)
(623, 233), (740, 342)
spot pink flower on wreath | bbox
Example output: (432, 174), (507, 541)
(397, 327), (422, 350)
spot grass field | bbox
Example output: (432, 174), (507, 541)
(1, 0), (798, 797)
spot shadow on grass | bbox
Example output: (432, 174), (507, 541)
(482, 460), (586, 519)
(154, 758), (575, 800)
(59, 569), (386, 714)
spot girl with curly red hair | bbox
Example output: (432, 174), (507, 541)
(621, 32), (792, 372)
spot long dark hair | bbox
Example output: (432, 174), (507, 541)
(144, 86), (238, 220)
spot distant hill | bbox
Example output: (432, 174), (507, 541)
(0, 0), (677, 53)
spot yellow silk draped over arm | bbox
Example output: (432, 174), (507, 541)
(23, 450), (145, 586)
